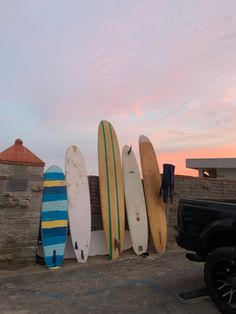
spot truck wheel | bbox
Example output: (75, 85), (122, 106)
(204, 247), (236, 314)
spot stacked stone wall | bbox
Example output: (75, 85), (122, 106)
(88, 176), (103, 231)
(1, 173), (236, 266)
(0, 164), (43, 267)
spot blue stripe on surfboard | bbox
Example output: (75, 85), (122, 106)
(42, 236), (66, 246)
(43, 243), (66, 257)
(43, 173), (65, 180)
(44, 255), (64, 268)
(46, 165), (63, 173)
(41, 210), (68, 222)
(42, 193), (67, 202)
(42, 200), (67, 212)
(41, 226), (67, 237)
(43, 186), (67, 194)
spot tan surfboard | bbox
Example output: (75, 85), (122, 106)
(139, 135), (167, 253)
(98, 120), (125, 259)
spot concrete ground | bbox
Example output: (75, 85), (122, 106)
(0, 246), (219, 314)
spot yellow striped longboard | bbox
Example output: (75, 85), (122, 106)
(98, 120), (125, 259)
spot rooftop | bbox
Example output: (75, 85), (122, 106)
(0, 139), (45, 166)
(186, 158), (236, 170)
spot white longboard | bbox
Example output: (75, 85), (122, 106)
(65, 145), (91, 262)
(122, 145), (148, 255)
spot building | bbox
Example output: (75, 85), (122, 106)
(186, 158), (236, 179)
(0, 139), (45, 266)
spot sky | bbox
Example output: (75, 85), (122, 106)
(1, 0), (236, 176)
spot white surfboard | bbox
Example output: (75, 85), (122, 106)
(122, 145), (148, 255)
(65, 145), (91, 262)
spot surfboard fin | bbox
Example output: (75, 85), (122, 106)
(81, 250), (84, 260)
(53, 250), (56, 266)
(114, 238), (121, 256)
(128, 145), (132, 155)
(74, 241), (78, 250)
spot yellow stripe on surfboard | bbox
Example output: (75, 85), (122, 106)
(43, 180), (66, 187)
(42, 220), (68, 229)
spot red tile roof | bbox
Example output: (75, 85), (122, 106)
(0, 139), (45, 166)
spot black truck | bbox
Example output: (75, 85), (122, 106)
(176, 198), (236, 314)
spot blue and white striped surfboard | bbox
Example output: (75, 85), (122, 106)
(41, 165), (68, 269)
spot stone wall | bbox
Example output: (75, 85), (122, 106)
(0, 164), (43, 267)
(1, 173), (236, 266)
(88, 176), (129, 232)
(88, 176), (103, 231)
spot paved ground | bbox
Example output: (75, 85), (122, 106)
(0, 246), (219, 314)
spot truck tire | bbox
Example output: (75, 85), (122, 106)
(204, 247), (236, 314)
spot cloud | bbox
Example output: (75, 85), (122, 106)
(1, 1), (236, 175)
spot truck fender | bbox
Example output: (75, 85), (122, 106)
(203, 219), (236, 251)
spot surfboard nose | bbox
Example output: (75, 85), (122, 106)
(139, 135), (150, 143)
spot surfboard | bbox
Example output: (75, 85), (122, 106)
(122, 145), (148, 255)
(98, 120), (125, 259)
(65, 145), (91, 263)
(139, 135), (167, 254)
(41, 165), (68, 269)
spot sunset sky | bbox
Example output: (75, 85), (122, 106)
(1, 1), (236, 176)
